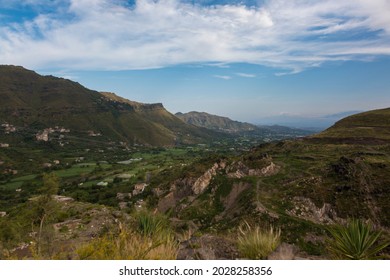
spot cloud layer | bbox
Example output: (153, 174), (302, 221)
(1, 0), (390, 71)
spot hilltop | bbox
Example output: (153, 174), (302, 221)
(310, 108), (390, 144)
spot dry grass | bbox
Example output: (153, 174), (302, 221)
(76, 228), (178, 260)
(237, 221), (281, 259)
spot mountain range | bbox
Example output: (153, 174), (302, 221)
(0, 65), (218, 147)
(176, 111), (312, 138)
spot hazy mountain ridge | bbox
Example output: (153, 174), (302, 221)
(176, 111), (312, 138)
(257, 111), (364, 131)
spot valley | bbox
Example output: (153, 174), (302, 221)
(0, 66), (389, 260)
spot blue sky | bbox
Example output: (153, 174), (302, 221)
(1, 0), (389, 123)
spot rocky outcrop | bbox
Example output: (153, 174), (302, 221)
(192, 162), (224, 195)
(227, 161), (280, 178)
(286, 197), (341, 224)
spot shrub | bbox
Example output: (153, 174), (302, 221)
(237, 221), (281, 259)
(326, 219), (389, 260)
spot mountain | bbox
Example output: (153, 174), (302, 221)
(256, 111), (363, 131)
(176, 111), (312, 139)
(175, 111), (258, 133)
(0, 65), (217, 147)
(311, 107), (390, 143)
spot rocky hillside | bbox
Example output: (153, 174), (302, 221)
(146, 107), (390, 258)
(0, 65), (218, 147)
(176, 111), (258, 133)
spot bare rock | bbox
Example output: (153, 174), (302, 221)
(177, 234), (240, 260)
(268, 243), (299, 260)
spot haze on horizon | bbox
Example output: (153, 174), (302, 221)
(1, 0), (389, 124)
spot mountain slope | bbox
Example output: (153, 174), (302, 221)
(0, 65), (217, 146)
(175, 111), (257, 133)
(176, 111), (312, 138)
(311, 107), (390, 143)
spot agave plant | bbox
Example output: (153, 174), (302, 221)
(327, 219), (389, 260)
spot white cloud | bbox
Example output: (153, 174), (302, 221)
(0, 0), (389, 71)
(214, 75), (232, 80)
(236, 72), (256, 78)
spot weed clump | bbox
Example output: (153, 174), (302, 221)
(237, 221), (281, 259)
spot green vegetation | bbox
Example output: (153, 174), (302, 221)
(326, 219), (389, 260)
(136, 211), (170, 238)
(76, 227), (178, 260)
(1, 66), (389, 260)
(77, 211), (178, 260)
(237, 221), (281, 259)
(313, 107), (390, 141)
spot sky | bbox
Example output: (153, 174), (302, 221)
(0, 0), (389, 124)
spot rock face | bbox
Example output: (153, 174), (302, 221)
(157, 158), (280, 214)
(192, 163), (223, 195)
(227, 161), (280, 178)
(287, 197), (341, 224)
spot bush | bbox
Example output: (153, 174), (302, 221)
(326, 219), (389, 259)
(237, 221), (281, 259)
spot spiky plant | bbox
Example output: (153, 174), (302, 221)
(136, 211), (169, 239)
(237, 221), (281, 259)
(327, 219), (389, 260)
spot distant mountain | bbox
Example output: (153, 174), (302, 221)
(175, 111), (258, 133)
(0, 65), (218, 147)
(311, 107), (390, 143)
(257, 111), (363, 131)
(176, 111), (312, 138)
